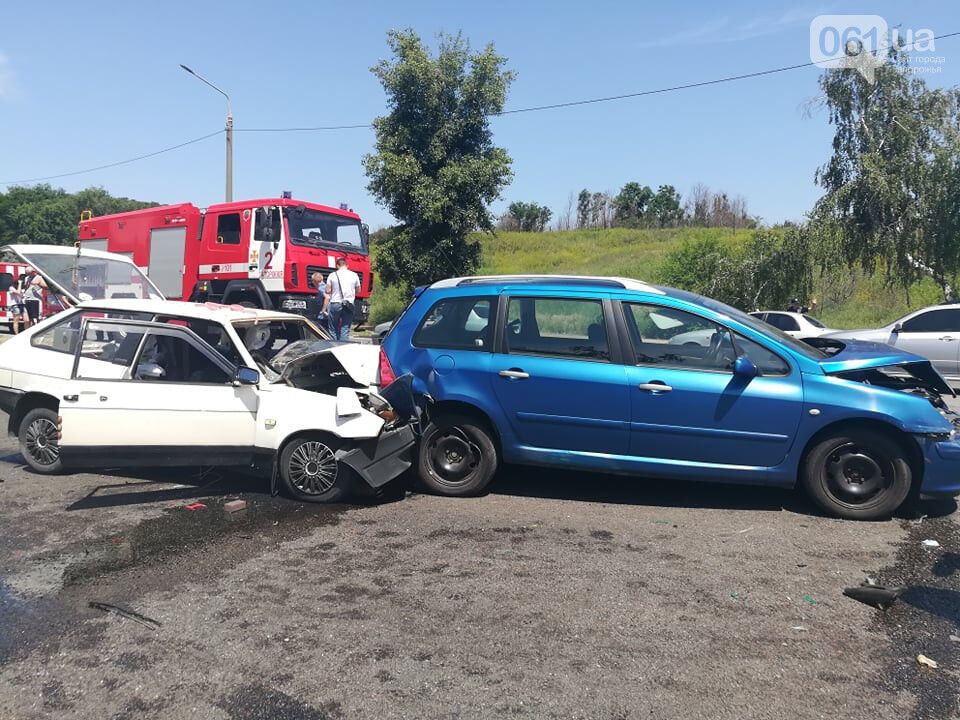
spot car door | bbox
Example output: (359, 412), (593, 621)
(489, 293), (629, 455)
(888, 308), (960, 379)
(59, 318), (259, 467)
(619, 301), (803, 468)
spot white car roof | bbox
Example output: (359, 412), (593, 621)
(430, 274), (665, 294)
(5, 244), (137, 262)
(77, 298), (303, 323)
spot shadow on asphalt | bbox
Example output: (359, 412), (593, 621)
(486, 465), (959, 520)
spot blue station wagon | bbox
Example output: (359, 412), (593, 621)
(379, 276), (960, 519)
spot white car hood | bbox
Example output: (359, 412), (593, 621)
(271, 340), (379, 386)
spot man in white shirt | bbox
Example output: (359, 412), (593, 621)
(321, 257), (361, 341)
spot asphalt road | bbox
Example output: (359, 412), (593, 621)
(0, 430), (958, 720)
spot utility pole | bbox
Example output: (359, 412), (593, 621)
(179, 64), (233, 202)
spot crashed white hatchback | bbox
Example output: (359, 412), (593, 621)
(0, 244), (415, 502)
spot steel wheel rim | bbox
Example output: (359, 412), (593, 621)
(428, 427), (480, 486)
(25, 417), (60, 466)
(288, 441), (338, 495)
(823, 442), (890, 507)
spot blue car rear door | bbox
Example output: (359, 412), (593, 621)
(617, 300), (804, 468)
(489, 292), (630, 455)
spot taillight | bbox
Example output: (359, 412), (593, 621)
(378, 346), (396, 388)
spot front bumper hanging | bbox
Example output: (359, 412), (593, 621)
(336, 424), (416, 488)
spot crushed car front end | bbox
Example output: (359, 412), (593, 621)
(806, 337), (960, 497)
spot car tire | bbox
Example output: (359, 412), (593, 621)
(19, 407), (64, 474)
(279, 434), (354, 503)
(801, 428), (912, 520)
(418, 414), (498, 496)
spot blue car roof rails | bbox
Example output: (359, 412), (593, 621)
(454, 276), (627, 288)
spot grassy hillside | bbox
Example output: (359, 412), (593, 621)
(369, 227), (942, 330)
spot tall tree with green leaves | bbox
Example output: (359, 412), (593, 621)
(612, 182), (654, 227)
(814, 50), (960, 299)
(363, 30), (514, 288)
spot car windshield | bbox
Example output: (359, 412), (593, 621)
(232, 318), (329, 381)
(804, 314), (826, 329)
(285, 207), (367, 254)
(11, 249), (163, 302)
(662, 288), (827, 360)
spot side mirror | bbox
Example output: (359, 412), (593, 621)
(361, 223), (370, 245)
(892, 323), (902, 334)
(733, 354), (758, 379)
(235, 366), (260, 386)
(136, 362), (165, 380)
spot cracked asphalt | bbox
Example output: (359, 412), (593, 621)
(0, 331), (958, 719)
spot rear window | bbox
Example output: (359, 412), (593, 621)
(506, 297), (609, 362)
(413, 297), (492, 351)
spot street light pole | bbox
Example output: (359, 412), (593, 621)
(179, 64), (233, 202)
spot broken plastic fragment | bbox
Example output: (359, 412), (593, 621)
(802, 595), (817, 606)
(917, 654), (938, 669)
(184, 502), (207, 511)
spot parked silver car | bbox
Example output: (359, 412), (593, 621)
(823, 304), (960, 387)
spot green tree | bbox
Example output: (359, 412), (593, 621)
(0, 184), (155, 246)
(502, 201), (552, 232)
(576, 189), (591, 229)
(648, 185), (683, 227)
(613, 182), (653, 227)
(814, 50), (960, 299)
(363, 30), (514, 288)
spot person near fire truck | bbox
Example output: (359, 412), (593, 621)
(311, 271), (327, 325)
(321, 258), (361, 341)
(19, 266), (45, 328)
(7, 278), (26, 334)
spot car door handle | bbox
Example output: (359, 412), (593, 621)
(62, 395), (78, 402)
(638, 382), (672, 393)
(498, 369), (530, 379)
(939, 336), (955, 342)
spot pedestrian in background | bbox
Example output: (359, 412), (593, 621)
(322, 258), (361, 341)
(311, 272), (327, 327)
(7, 278), (25, 334)
(19, 267), (44, 329)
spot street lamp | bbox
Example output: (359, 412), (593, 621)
(180, 64), (233, 202)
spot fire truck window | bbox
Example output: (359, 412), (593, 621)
(0, 273), (13, 292)
(215, 213), (242, 245)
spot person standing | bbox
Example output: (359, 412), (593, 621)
(19, 267), (44, 329)
(311, 272), (327, 326)
(322, 258), (361, 341)
(6, 277), (25, 334)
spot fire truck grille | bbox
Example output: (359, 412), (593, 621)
(307, 266), (364, 289)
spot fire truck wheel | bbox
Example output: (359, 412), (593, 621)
(19, 407), (64, 474)
(279, 434), (355, 502)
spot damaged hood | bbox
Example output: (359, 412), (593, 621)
(270, 339), (379, 386)
(812, 338), (954, 395)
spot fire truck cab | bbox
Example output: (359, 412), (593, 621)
(77, 196), (372, 323)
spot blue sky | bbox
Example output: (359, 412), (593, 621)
(1, 1), (959, 229)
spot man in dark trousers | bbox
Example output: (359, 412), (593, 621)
(321, 258), (361, 341)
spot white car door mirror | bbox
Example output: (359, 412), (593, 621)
(136, 362), (165, 380)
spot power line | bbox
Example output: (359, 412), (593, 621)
(5, 30), (958, 184)
(0, 130), (224, 185)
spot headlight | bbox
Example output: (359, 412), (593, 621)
(926, 429), (957, 441)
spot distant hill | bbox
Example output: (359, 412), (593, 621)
(367, 226), (946, 330)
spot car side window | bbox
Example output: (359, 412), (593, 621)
(623, 303), (735, 371)
(901, 309), (960, 333)
(134, 332), (233, 384)
(414, 297), (492, 350)
(766, 313), (800, 332)
(732, 333), (790, 375)
(505, 297), (609, 362)
(32, 309), (152, 355)
(74, 321), (146, 380)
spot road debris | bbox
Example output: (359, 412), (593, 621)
(921, 539), (941, 548)
(916, 654), (939, 669)
(185, 502), (207, 512)
(88, 601), (161, 630)
(223, 500), (247, 514)
(730, 591), (741, 600)
(842, 584), (903, 610)
(790, 626), (808, 632)
(802, 594), (817, 606)
(949, 635), (960, 643)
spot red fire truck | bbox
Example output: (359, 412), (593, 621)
(77, 195), (373, 323)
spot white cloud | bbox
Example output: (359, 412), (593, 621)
(637, 7), (827, 49)
(0, 52), (14, 99)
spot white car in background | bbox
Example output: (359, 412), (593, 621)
(750, 311), (835, 338)
(0, 244), (415, 502)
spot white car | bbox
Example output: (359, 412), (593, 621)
(0, 244), (415, 502)
(749, 311), (834, 338)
